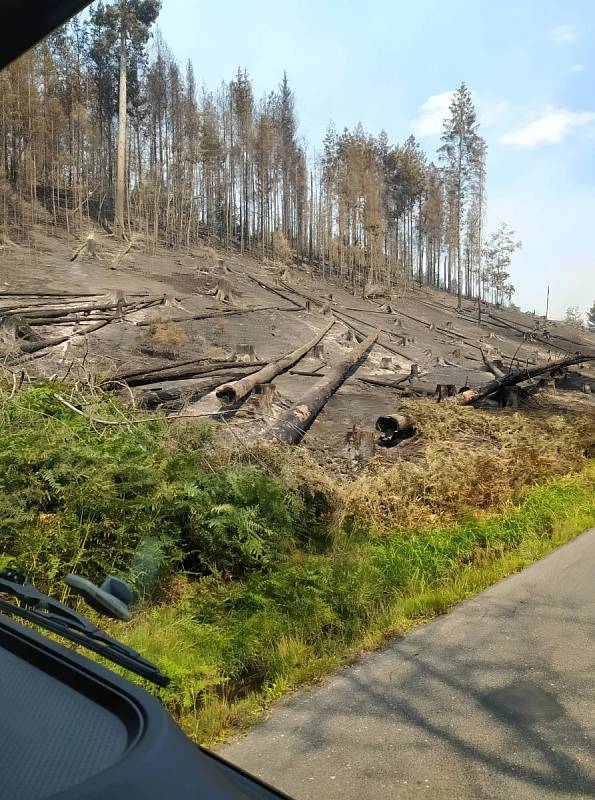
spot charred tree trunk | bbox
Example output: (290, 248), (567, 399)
(264, 331), (378, 444)
(216, 319), (334, 404)
(451, 353), (594, 406)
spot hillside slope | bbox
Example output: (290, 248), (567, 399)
(1, 226), (594, 468)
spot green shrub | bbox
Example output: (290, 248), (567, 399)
(0, 385), (301, 591)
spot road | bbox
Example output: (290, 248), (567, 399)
(220, 529), (595, 799)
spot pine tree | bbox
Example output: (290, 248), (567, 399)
(587, 300), (595, 331)
(438, 83), (481, 309)
(89, 0), (160, 236)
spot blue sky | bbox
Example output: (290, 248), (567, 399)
(157, 0), (595, 319)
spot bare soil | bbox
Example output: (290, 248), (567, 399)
(2, 225), (594, 470)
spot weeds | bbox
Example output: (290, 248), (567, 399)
(145, 314), (189, 357)
(347, 400), (595, 531)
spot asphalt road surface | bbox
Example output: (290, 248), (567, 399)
(220, 529), (595, 799)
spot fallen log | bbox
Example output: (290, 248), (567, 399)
(334, 313), (411, 360)
(481, 349), (506, 379)
(357, 375), (410, 390)
(3, 299), (142, 320)
(241, 272), (305, 310)
(216, 319), (335, 404)
(135, 368), (261, 409)
(21, 298), (160, 327)
(119, 360), (266, 388)
(0, 291), (109, 298)
(135, 304), (288, 326)
(489, 312), (593, 355)
(264, 331), (378, 444)
(289, 361), (326, 377)
(6, 319), (112, 364)
(375, 413), (417, 446)
(110, 356), (236, 384)
(451, 353), (595, 406)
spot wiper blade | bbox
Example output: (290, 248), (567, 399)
(0, 571), (169, 687)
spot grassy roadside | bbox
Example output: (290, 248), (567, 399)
(0, 383), (593, 745)
(117, 464), (595, 745)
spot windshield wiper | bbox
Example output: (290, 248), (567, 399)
(0, 568), (169, 687)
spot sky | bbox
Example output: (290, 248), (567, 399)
(156, 0), (595, 319)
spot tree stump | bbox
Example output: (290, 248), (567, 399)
(445, 321), (454, 330)
(497, 386), (520, 407)
(236, 343), (259, 362)
(215, 278), (234, 303)
(409, 363), (420, 379)
(115, 290), (125, 320)
(343, 426), (376, 463)
(275, 269), (290, 286)
(380, 356), (393, 370)
(404, 335), (416, 345)
(311, 343), (325, 359)
(0, 316), (20, 352)
(249, 382), (279, 413)
(434, 355), (447, 367)
(160, 293), (179, 307)
(436, 383), (457, 402)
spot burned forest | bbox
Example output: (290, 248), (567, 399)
(0, 0), (594, 748)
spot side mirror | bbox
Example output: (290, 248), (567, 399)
(64, 574), (134, 621)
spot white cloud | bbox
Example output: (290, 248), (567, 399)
(550, 24), (580, 45)
(479, 99), (509, 126)
(569, 63), (585, 72)
(411, 91), (507, 138)
(411, 92), (453, 137)
(501, 107), (595, 148)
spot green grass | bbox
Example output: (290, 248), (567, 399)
(113, 465), (595, 745)
(0, 383), (593, 745)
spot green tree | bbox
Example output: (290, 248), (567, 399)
(587, 300), (595, 331)
(483, 223), (521, 305)
(564, 306), (584, 329)
(439, 83), (481, 309)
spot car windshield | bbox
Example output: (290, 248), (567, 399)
(1, 1), (594, 798)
